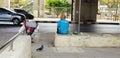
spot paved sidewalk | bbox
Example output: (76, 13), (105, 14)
(32, 33), (120, 58)
(32, 44), (120, 58)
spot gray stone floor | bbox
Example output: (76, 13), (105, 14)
(32, 45), (120, 58)
(32, 33), (120, 58)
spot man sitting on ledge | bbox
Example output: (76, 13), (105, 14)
(57, 15), (69, 34)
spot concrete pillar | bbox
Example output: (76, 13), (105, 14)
(39, 0), (44, 17)
(33, 0), (44, 18)
(74, 0), (79, 21)
(74, 0), (98, 23)
(33, 0), (38, 17)
(7, 0), (10, 8)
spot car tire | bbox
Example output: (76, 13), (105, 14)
(12, 18), (20, 25)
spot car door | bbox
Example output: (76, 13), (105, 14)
(0, 8), (12, 21)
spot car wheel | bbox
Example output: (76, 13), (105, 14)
(12, 18), (20, 25)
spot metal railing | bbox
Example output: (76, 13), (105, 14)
(0, 26), (25, 53)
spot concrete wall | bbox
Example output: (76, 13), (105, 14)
(0, 35), (31, 58)
(55, 34), (120, 47)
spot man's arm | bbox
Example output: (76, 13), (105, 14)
(57, 21), (60, 33)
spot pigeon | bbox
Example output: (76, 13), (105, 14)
(36, 45), (44, 51)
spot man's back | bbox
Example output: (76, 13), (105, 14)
(57, 19), (69, 34)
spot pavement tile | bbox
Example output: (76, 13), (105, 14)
(32, 33), (120, 58)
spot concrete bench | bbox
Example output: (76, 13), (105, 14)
(55, 33), (120, 48)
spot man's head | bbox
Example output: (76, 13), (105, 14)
(60, 15), (66, 19)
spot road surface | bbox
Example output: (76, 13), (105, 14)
(38, 23), (120, 33)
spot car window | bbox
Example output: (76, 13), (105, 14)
(0, 8), (11, 14)
(0, 9), (2, 13)
(2, 9), (8, 12)
(0, 8), (7, 14)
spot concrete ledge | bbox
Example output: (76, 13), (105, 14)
(33, 32), (56, 46)
(0, 35), (31, 58)
(55, 34), (120, 47)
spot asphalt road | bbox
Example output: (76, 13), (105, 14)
(38, 23), (120, 33)
(38, 23), (77, 33)
(0, 23), (21, 47)
(79, 24), (120, 33)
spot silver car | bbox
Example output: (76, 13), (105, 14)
(0, 8), (25, 25)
